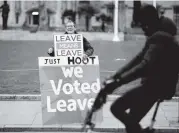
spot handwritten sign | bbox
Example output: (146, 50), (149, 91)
(54, 34), (84, 57)
(38, 56), (102, 125)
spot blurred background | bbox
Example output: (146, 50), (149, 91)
(0, 0), (178, 97)
(0, 0), (178, 33)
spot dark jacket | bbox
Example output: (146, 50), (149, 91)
(0, 3), (9, 17)
(48, 31), (94, 57)
(113, 17), (179, 100)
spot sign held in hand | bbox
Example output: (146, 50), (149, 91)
(54, 34), (84, 57)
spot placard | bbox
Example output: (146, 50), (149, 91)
(53, 34), (84, 57)
(38, 56), (103, 125)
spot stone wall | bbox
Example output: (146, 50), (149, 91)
(1, 1), (178, 31)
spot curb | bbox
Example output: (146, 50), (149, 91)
(0, 126), (178, 132)
(0, 31), (146, 41)
(107, 95), (179, 102)
(0, 94), (178, 102)
(0, 95), (41, 101)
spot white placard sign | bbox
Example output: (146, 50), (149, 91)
(54, 34), (84, 57)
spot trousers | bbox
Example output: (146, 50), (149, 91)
(2, 16), (8, 29)
(110, 84), (159, 133)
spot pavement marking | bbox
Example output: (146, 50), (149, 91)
(101, 70), (115, 73)
(115, 58), (126, 61)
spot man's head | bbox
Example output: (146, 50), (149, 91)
(4, 1), (7, 4)
(65, 20), (76, 34)
(139, 4), (160, 36)
(159, 17), (177, 36)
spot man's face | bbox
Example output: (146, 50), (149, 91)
(65, 22), (76, 34)
(141, 23), (150, 36)
(141, 22), (156, 37)
(140, 11), (158, 37)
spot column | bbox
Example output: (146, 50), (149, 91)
(113, 0), (124, 42)
(72, 1), (76, 11)
(153, 0), (157, 8)
(118, 1), (126, 33)
(8, 1), (16, 26)
(19, 0), (26, 26)
(67, 1), (72, 10)
(55, 0), (62, 28)
(75, 0), (79, 25)
(113, 0), (120, 41)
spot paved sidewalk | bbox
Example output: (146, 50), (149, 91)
(0, 30), (145, 41)
(0, 100), (178, 132)
(1, 30), (179, 41)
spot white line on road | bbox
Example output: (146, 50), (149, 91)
(101, 70), (115, 73)
(115, 58), (126, 61)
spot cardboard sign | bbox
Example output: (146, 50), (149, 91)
(54, 34), (84, 57)
(38, 56), (102, 125)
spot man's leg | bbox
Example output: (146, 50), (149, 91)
(2, 16), (5, 30)
(110, 85), (158, 133)
(127, 93), (158, 133)
(4, 16), (8, 29)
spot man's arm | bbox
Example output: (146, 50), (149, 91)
(113, 46), (146, 79)
(102, 43), (162, 95)
(117, 43), (161, 84)
(83, 37), (94, 56)
(7, 5), (10, 13)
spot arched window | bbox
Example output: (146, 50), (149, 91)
(32, 11), (39, 25)
(26, 8), (39, 26)
(26, 7), (55, 27)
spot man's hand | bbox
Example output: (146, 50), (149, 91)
(47, 47), (55, 56)
(83, 77), (122, 129)
(101, 77), (122, 95)
(82, 54), (88, 61)
(48, 47), (53, 54)
(93, 90), (107, 110)
(92, 78), (117, 111)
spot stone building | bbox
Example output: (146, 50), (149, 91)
(0, 1), (78, 29)
(1, 1), (179, 32)
(0, 1), (104, 31)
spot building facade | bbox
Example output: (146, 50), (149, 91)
(0, 1), (77, 29)
(1, 1), (179, 32)
(125, 1), (177, 28)
(0, 1), (105, 30)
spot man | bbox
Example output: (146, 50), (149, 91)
(48, 20), (94, 60)
(0, 1), (10, 30)
(95, 4), (179, 133)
